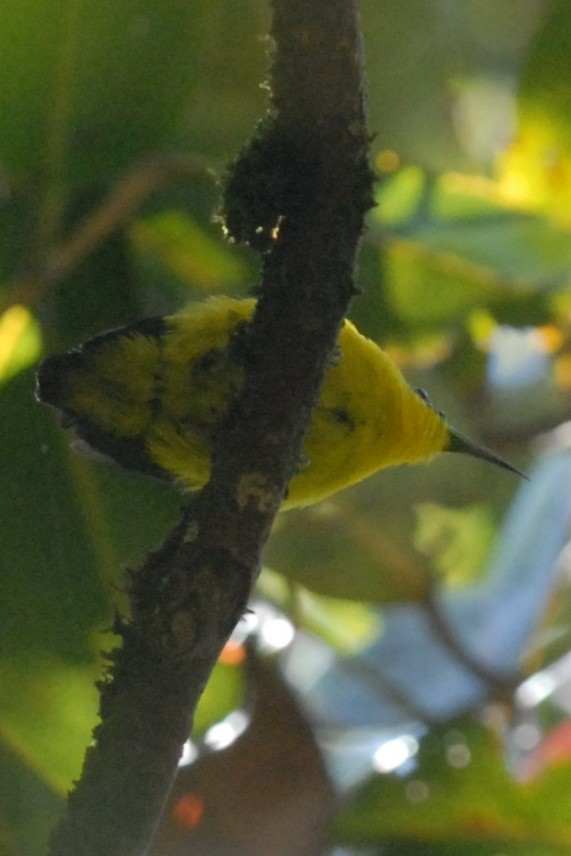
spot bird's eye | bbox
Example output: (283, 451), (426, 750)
(414, 387), (431, 404)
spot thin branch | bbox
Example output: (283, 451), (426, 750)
(2, 154), (209, 312)
(425, 580), (521, 696)
(48, 2), (374, 855)
(335, 655), (438, 727)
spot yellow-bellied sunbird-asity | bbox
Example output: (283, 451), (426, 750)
(36, 297), (524, 508)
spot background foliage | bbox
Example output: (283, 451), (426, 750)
(2, 1), (571, 853)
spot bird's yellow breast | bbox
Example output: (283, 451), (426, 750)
(290, 317), (449, 506)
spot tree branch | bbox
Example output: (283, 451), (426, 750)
(49, 2), (373, 854)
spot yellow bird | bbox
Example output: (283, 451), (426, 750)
(36, 297), (523, 509)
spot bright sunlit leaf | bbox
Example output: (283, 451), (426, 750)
(414, 503), (495, 586)
(294, 588), (381, 655)
(0, 305), (41, 383)
(130, 210), (247, 291)
(496, 2), (571, 224)
(374, 166), (426, 226)
(192, 661), (244, 738)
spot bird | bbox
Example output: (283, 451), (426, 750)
(36, 296), (524, 509)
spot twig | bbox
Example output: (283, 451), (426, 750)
(335, 655), (438, 727)
(425, 580), (521, 696)
(2, 154), (209, 312)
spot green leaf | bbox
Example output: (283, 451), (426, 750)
(0, 305), (42, 383)
(0, 366), (181, 790)
(414, 503), (495, 587)
(0, 737), (63, 856)
(0, 0), (267, 181)
(266, 494), (431, 604)
(0, 370), (110, 660)
(382, 217), (568, 328)
(192, 661), (244, 737)
(375, 167), (427, 227)
(499, 0), (571, 220)
(275, 584), (381, 656)
(337, 718), (571, 852)
(131, 210), (247, 292)
(0, 655), (100, 794)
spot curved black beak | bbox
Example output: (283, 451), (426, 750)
(447, 428), (528, 480)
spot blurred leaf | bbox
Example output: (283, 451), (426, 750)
(516, 718), (571, 784)
(368, 844), (568, 856)
(370, 169), (571, 332)
(381, 218), (567, 328)
(0, 0), (68, 177)
(497, 1), (571, 222)
(256, 567), (381, 656)
(362, 4), (470, 173)
(337, 717), (571, 852)
(1, 365), (184, 658)
(414, 503), (495, 587)
(375, 166), (426, 227)
(0, 369), (110, 660)
(0, 366), (182, 793)
(415, 217), (571, 288)
(0, 738), (63, 856)
(267, 497), (431, 604)
(293, 589), (381, 656)
(151, 651), (336, 856)
(49, 211), (141, 349)
(266, 437), (521, 607)
(0, 191), (39, 286)
(130, 210), (247, 292)
(0, 655), (100, 794)
(192, 661), (244, 738)
(0, 0), (268, 183)
(0, 305), (41, 382)
(306, 453), (571, 728)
